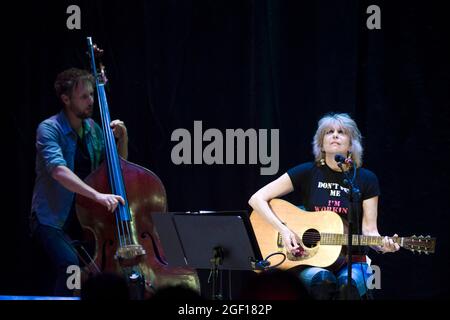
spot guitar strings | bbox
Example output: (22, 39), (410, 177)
(298, 233), (385, 244)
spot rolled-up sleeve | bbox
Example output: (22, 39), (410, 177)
(36, 122), (67, 174)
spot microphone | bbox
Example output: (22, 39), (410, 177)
(334, 154), (346, 166)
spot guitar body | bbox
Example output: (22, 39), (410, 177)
(251, 199), (436, 271)
(250, 199), (346, 270)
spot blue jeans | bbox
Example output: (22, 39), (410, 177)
(31, 210), (81, 296)
(299, 263), (372, 299)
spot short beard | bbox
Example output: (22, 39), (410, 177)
(70, 105), (92, 120)
(75, 110), (92, 120)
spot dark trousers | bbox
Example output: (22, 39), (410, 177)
(31, 210), (82, 296)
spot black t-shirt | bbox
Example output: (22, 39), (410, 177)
(65, 133), (92, 240)
(74, 133), (92, 181)
(287, 162), (380, 256)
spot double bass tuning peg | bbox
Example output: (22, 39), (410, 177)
(93, 44), (104, 57)
(86, 44), (104, 59)
(86, 43), (108, 84)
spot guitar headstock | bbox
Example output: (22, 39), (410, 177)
(403, 235), (436, 254)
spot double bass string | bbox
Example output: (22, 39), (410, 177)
(100, 87), (126, 248)
(99, 84), (132, 247)
(87, 37), (126, 249)
(88, 37), (134, 249)
(97, 74), (129, 247)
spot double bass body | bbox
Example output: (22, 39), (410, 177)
(76, 158), (200, 298)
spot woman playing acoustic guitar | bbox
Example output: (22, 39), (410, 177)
(249, 113), (399, 300)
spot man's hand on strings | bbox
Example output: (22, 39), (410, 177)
(95, 193), (125, 212)
(110, 119), (128, 142)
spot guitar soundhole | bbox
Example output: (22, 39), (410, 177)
(302, 229), (320, 248)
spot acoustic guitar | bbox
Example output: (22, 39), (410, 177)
(250, 199), (436, 270)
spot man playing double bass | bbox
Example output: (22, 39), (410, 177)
(30, 68), (128, 296)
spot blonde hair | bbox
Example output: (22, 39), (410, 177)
(312, 113), (363, 168)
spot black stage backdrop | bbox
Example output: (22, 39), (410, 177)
(4, 0), (450, 299)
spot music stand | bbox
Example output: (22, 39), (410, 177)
(152, 211), (265, 300)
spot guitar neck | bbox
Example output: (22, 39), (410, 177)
(320, 233), (402, 247)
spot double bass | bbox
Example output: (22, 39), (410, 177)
(75, 37), (199, 299)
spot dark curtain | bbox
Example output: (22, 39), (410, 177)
(4, 0), (449, 299)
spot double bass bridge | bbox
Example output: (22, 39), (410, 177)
(115, 244), (146, 260)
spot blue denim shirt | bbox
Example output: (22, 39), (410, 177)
(31, 111), (105, 229)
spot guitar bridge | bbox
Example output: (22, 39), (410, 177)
(286, 247), (309, 261)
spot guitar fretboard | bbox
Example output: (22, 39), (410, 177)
(320, 233), (402, 247)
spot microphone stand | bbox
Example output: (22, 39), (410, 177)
(210, 246), (224, 300)
(337, 160), (361, 300)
